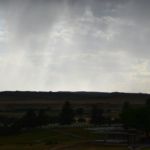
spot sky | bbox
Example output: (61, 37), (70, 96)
(0, 0), (150, 93)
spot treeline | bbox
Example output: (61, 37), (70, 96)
(0, 91), (111, 101)
(1, 99), (150, 137)
(0, 91), (149, 102)
(0, 101), (115, 135)
(120, 99), (150, 138)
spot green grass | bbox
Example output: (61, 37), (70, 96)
(0, 127), (129, 150)
(0, 128), (99, 148)
(60, 145), (129, 150)
(142, 148), (150, 150)
(0, 128), (101, 150)
(0, 144), (50, 150)
(0, 144), (129, 150)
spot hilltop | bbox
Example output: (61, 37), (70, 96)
(0, 91), (149, 104)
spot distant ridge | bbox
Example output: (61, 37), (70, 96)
(0, 91), (149, 104)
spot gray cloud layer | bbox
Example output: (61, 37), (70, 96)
(0, 0), (150, 92)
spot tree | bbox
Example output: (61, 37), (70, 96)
(0, 116), (15, 127)
(36, 109), (49, 127)
(120, 101), (141, 129)
(120, 100), (150, 137)
(75, 107), (85, 123)
(76, 108), (84, 117)
(59, 101), (74, 125)
(90, 105), (103, 125)
(122, 101), (130, 112)
(105, 109), (112, 125)
(15, 110), (37, 129)
(145, 98), (150, 108)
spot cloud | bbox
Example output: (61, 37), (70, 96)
(0, 0), (149, 92)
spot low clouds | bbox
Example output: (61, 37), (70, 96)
(0, 0), (150, 92)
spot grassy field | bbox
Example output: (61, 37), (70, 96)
(0, 127), (101, 150)
(0, 127), (148, 150)
(59, 144), (129, 150)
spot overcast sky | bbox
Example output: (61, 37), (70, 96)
(0, 0), (150, 92)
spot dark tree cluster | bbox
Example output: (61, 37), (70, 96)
(13, 109), (50, 129)
(0, 100), (114, 135)
(90, 105), (104, 125)
(59, 101), (74, 125)
(120, 99), (150, 137)
(59, 101), (105, 125)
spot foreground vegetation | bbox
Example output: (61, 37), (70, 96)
(0, 97), (150, 149)
(0, 127), (133, 150)
(0, 127), (121, 150)
(1, 127), (150, 150)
